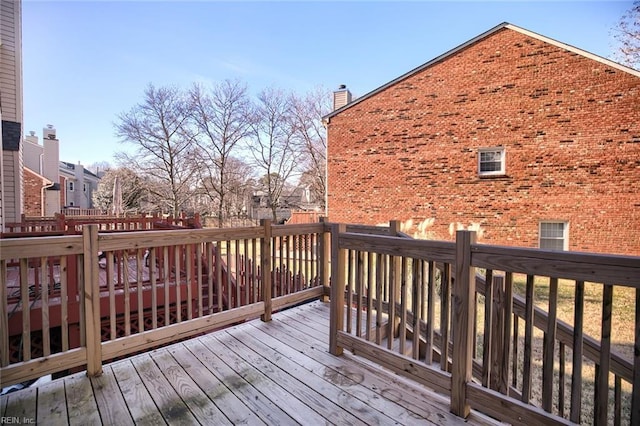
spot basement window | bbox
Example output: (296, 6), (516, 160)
(478, 147), (505, 176)
(539, 221), (568, 251)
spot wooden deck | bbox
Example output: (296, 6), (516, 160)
(1, 301), (497, 425)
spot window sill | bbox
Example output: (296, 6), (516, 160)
(478, 173), (508, 179)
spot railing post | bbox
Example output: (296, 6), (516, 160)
(329, 223), (347, 356)
(451, 230), (476, 418)
(261, 219), (272, 322)
(82, 224), (102, 377)
(389, 220), (402, 337)
(319, 217), (331, 302)
(389, 219), (401, 236)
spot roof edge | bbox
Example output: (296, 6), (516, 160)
(324, 22), (640, 121)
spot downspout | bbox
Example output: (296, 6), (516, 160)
(41, 180), (55, 217)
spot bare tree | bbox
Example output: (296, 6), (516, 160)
(613, 1), (640, 68)
(248, 88), (300, 222)
(114, 84), (197, 216)
(190, 80), (252, 227)
(87, 161), (112, 177)
(289, 87), (332, 213)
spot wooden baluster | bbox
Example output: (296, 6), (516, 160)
(107, 253), (116, 339)
(41, 257), (50, 356)
(412, 259), (422, 360)
(503, 272), (513, 395)
(376, 254), (384, 346)
(542, 277), (559, 412)
(123, 250), (131, 336)
(512, 315), (519, 389)
(489, 275), (504, 392)
(522, 274), (535, 403)
(356, 251), (364, 338)
(346, 250), (353, 335)
(366, 252), (374, 342)
(60, 256), (69, 351)
(614, 375), (622, 426)
(173, 246), (181, 324)
(261, 219), (272, 322)
(388, 252), (398, 351)
(163, 246), (170, 327)
(482, 269), (494, 388)
(559, 342), (565, 417)
(426, 260), (435, 365)
(136, 249), (144, 332)
(399, 257), (408, 355)
(150, 248), (158, 329)
(196, 242), (202, 317)
(632, 288), (640, 426)
(570, 281), (585, 423)
(20, 258), (31, 361)
(440, 263), (451, 372)
(216, 243), (223, 312)
(594, 283), (613, 425)
(0, 259), (8, 366)
(185, 244), (192, 320)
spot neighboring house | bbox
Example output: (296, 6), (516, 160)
(324, 22), (640, 255)
(23, 167), (53, 217)
(251, 185), (323, 223)
(59, 161), (100, 209)
(23, 126), (100, 214)
(0, 0), (24, 229)
(23, 126), (61, 216)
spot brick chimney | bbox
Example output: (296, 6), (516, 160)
(332, 84), (352, 110)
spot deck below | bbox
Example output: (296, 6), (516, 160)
(1, 301), (496, 425)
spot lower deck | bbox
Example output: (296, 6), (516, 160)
(1, 301), (496, 425)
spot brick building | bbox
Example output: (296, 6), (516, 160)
(324, 23), (640, 255)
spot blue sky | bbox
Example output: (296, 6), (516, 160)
(22, 1), (633, 166)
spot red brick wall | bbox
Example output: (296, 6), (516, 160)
(23, 168), (44, 217)
(327, 28), (640, 255)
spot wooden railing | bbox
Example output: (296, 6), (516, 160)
(2, 213), (201, 237)
(329, 224), (640, 425)
(0, 220), (328, 388)
(3, 217), (639, 425)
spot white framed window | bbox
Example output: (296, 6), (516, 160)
(478, 147), (506, 176)
(539, 221), (568, 251)
(69, 181), (74, 191)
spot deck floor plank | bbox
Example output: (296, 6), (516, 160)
(111, 360), (166, 426)
(198, 333), (328, 425)
(130, 353), (199, 424)
(226, 323), (406, 425)
(90, 365), (134, 426)
(0, 300), (496, 426)
(183, 338), (296, 425)
(64, 372), (101, 426)
(215, 328), (369, 425)
(3, 386), (36, 423)
(149, 349), (232, 425)
(248, 317), (456, 425)
(36, 379), (68, 425)
(263, 307), (475, 425)
(167, 343), (266, 425)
